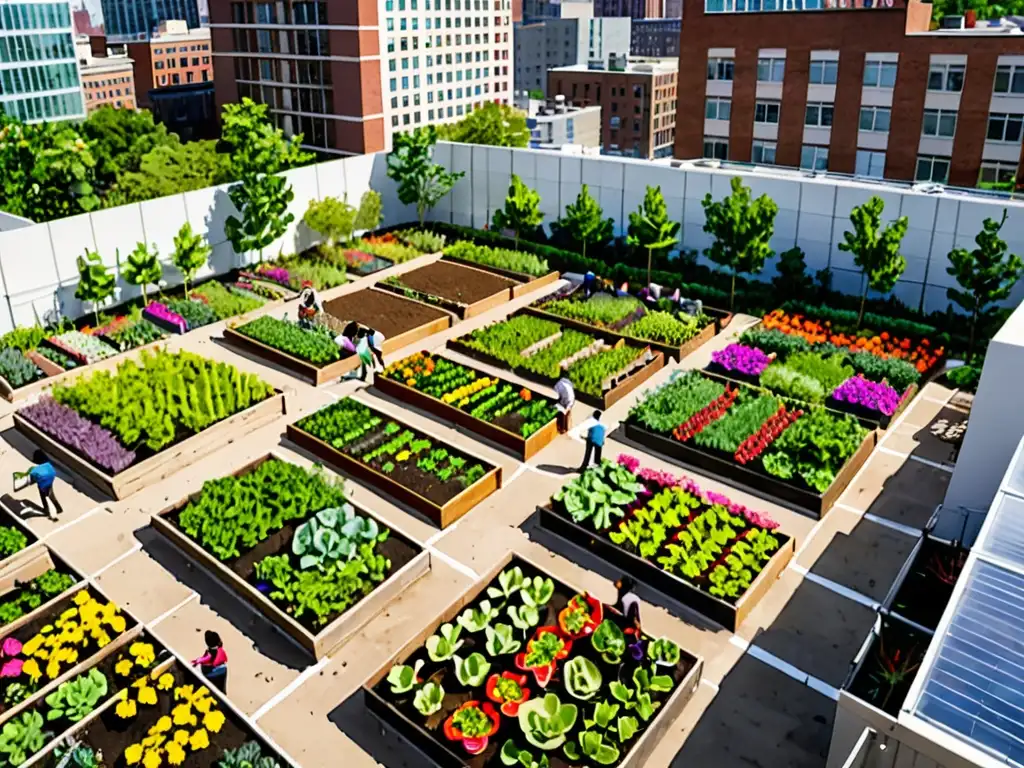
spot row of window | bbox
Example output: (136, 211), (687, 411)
(385, 15), (495, 32)
(386, 33), (504, 53)
(0, 90), (82, 122)
(0, 62), (77, 97)
(386, 0), (500, 9)
(156, 70), (209, 86)
(232, 57), (332, 88)
(155, 56), (210, 70)
(0, 3), (70, 32)
(0, 34), (75, 65)
(152, 44), (209, 54)
(86, 86), (132, 99)
(232, 28), (329, 57)
(230, 1), (327, 25)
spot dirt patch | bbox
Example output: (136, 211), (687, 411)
(323, 288), (449, 339)
(387, 261), (516, 306)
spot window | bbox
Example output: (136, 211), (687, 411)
(987, 112), (1024, 143)
(863, 59), (898, 88)
(754, 101), (780, 124)
(928, 63), (964, 92)
(757, 57), (785, 83)
(994, 65), (1024, 95)
(707, 57), (734, 81)
(752, 140), (777, 164)
(800, 145), (829, 171)
(808, 59), (838, 85)
(859, 106), (891, 132)
(916, 155), (950, 183)
(705, 97), (731, 120)
(979, 161), (1017, 188)
(703, 137), (728, 160)
(922, 108), (957, 138)
(805, 102), (833, 127)
(856, 149), (886, 178)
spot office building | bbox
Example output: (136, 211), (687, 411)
(76, 36), (135, 111)
(519, 93), (602, 148)
(0, 0), (85, 122)
(677, 0), (1024, 190)
(210, 0), (514, 156)
(630, 17), (679, 57)
(515, 12), (631, 96)
(149, 82), (216, 139)
(100, 0), (199, 42)
(549, 55), (677, 158)
(124, 20), (210, 109)
(594, 0), (661, 17)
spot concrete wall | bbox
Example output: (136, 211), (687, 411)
(0, 212), (34, 233)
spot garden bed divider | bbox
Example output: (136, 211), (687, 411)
(373, 260), (515, 320)
(440, 253), (561, 298)
(13, 390), (287, 500)
(285, 416), (502, 530)
(0, 504), (43, 575)
(362, 549), (705, 768)
(150, 452), (432, 659)
(622, 419), (877, 520)
(535, 505), (795, 631)
(373, 369), (559, 461)
(222, 326), (360, 386)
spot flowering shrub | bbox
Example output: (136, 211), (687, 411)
(255, 264), (292, 288)
(143, 302), (187, 334)
(830, 375), (902, 416)
(20, 397), (136, 473)
(711, 344), (771, 377)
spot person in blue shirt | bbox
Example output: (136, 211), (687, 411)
(28, 451), (63, 521)
(579, 410), (606, 471)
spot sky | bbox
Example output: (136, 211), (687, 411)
(76, 0), (210, 27)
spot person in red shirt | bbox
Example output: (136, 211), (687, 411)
(191, 631), (228, 693)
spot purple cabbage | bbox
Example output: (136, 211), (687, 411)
(144, 302), (187, 334)
(20, 397), (136, 474)
(830, 375), (902, 416)
(711, 344), (771, 377)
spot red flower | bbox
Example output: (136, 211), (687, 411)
(557, 593), (604, 639)
(485, 671), (531, 716)
(514, 626), (573, 688)
(443, 701), (501, 755)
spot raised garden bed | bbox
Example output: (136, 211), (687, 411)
(441, 241), (560, 298)
(13, 350), (285, 500)
(883, 535), (966, 632)
(536, 455), (794, 631)
(0, 547), (82, 632)
(223, 317), (359, 386)
(377, 261), (518, 320)
(447, 315), (665, 410)
(287, 398), (502, 529)
(624, 370), (876, 519)
(322, 288), (451, 353)
(151, 453), (431, 659)
(364, 551), (703, 768)
(843, 613), (929, 719)
(0, 505), (42, 575)
(375, 351), (560, 460)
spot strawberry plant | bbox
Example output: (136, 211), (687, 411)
(671, 386), (738, 443)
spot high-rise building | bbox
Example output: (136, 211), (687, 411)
(210, 0), (515, 156)
(76, 37), (135, 112)
(0, 0), (85, 122)
(101, 0), (199, 43)
(676, 0), (1024, 190)
(72, 7), (102, 35)
(126, 20), (210, 108)
(630, 17), (679, 57)
(594, 0), (661, 17)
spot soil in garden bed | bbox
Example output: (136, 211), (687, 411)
(890, 538), (967, 631)
(323, 289), (450, 340)
(372, 557), (696, 768)
(387, 262), (516, 306)
(846, 616), (929, 717)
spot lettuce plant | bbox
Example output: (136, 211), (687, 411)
(292, 505), (379, 570)
(487, 567), (526, 602)
(553, 460), (644, 531)
(237, 316), (340, 365)
(563, 731), (620, 765)
(454, 653), (491, 687)
(457, 600), (499, 633)
(591, 620), (625, 664)
(218, 741), (282, 768)
(507, 604), (540, 631)
(44, 668), (108, 722)
(485, 623), (522, 656)
(0, 710), (47, 766)
(517, 693), (578, 750)
(386, 659), (423, 694)
(425, 623), (464, 662)
(499, 740), (551, 768)
(649, 637), (681, 666)
(520, 577), (554, 608)
(0, 347), (42, 388)
(413, 682), (444, 716)
(563, 657), (602, 701)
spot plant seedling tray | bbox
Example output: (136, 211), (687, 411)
(222, 326), (361, 386)
(150, 453), (432, 659)
(881, 534), (965, 633)
(535, 505), (795, 632)
(622, 419), (877, 520)
(374, 261), (518, 320)
(373, 365), (560, 461)
(440, 253), (561, 299)
(286, 412), (502, 530)
(13, 391), (287, 500)
(362, 550), (705, 768)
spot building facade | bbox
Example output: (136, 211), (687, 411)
(210, 0), (513, 156)
(147, 22), (211, 89)
(515, 14), (631, 96)
(664, 0), (681, 14)
(72, 7), (102, 35)
(521, 95), (602, 147)
(677, 0), (1024, 190)
(0, 0), (85, 122)
(549, 56), (677, 157)
(594, 0), (660, 16)
(630, 17), (679, 57)
(76, 37), (135, 111)
(100, 0), (200, 42)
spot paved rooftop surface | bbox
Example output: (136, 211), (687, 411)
(0, 251), (970, 768)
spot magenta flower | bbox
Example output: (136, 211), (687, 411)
(711, 344), (771, 377)
(144, 302), (188, 334)
(831, 375), (901, 416)
(257, 265), (291, 287)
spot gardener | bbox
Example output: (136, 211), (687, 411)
(192, 630), (228, 693)
(296, 281), (323, 330)
(26, 450), (63, 521)
(614, 575), (642, 631)
(366, 326), (386, 371)
(553, 372), (575, 433)
(578, 410), (606, 471)
(582, 270), (597, 298)
(354, 328), (374, 382)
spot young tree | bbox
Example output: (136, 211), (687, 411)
(946, 210), (1024, 362)
(225, 171), (296, 262)
(437, 103), (530, 148)
(772, 246), (814, 297)
(838, 196), (908, 327)
(171, 222), (211, 296)
(118, 242), (162, 304)
(387, 126), (464, 226)
(627, 186), (681, 288)
(303, 197), (357, 248)
(701, 177), (779, 311)
(80, 106), (174, 192)
(354, 190), (383, 233)
(75, 250), (115, 326)
(492, 174), (543, 250)
(551, 184), (613, 261)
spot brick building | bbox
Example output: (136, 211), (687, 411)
(549, 56), (677, 158)
(76, 38), (136, 112)
(594, 0), (661, 15)
(676, 0), (1024, 190)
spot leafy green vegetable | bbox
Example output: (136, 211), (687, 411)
(591, 620), (626, 664)
(517, 693), (578, 750)
(413, 682), (444, 716)
(386, 660), (423, 694)
(425, 623), (464, 662)
(237, 315), (340, 365)
(44, 669), (108, 722)
(563, 657), (602, 700)
(629, 371), (725, 433)
(454, 652), (491, 686)
(762, 408), (867, 492)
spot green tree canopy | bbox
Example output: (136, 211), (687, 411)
(838, 196), (908, 326)
(118, 242), (162, 304)
(387, 126), (464, 226)
(492, 174), (544, 249)
(303, 197), (357, 247)
(354, 190), (383, 233)
(107, 140), (231, 206)
(171, 222), (211, 295)
(75, 250), (115, 326)
(627, 186), (681, 288)
(81, 106), (176, 191)
(551, 184), (613, 260)
(437, 103), (530, 148)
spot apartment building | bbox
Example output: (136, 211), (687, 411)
(76, 37), (135, 112)
(594, 0), (661, 16)
(210, 0), (514, 156)
(100, 0), (200, 42)
(677, 0), (1024, 190)
(549, 56), (677, 158)
(518, 94), (602, 148)
(630, 17), (679, 57)
(0, 0), (85, 122)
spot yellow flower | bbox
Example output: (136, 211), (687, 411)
(193, 690), (214, 714)
(202, 710), (225, 734)
(141, 734), (165, 749)
(116, 659), (134, 677)
(138, 685), (158, 706)
(33, 648), (50, 661)
(142, 749), (163, 768)
(73, 591), (90, 606)
(157, 673), (174, 691)
(117, 698), (138, 719)
(173, 731), (189, 746)
(40, 624), (54, 634)
(171, 704), (195, 726)
(189, 729), (209, 751)
(125, 744), (144, 765)
(396, 450), (410, 462)
(46, 658), (61, 680)
(166, 742), (186, 766)
(22, 636), (44, 656)
(94, 629), (112, 648)
(174, 685), (195, 702)
(152, 716), (172, 734)
(108, 615), (127, 634)
(131, 642), (156, 665)
(22, 658), (41, 681)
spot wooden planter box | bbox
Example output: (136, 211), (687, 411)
(373, 369), (560, 460)
(222, 326), (360, 386)
(0, 504), (42, 575)
(374, 275), (511, 320)
(441, 254), (561, 299)
(827, 383), (918, 432)
(623, 420), (877, 520)
(14, 391), (287, 500)
(0, 546), (82, 611)
(286, 419), (502, 529)
(536, 504), (795, 632)
(362, 550), (705, 768)
(150, 454), (431, 659)
(322, 288), (453, 351)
